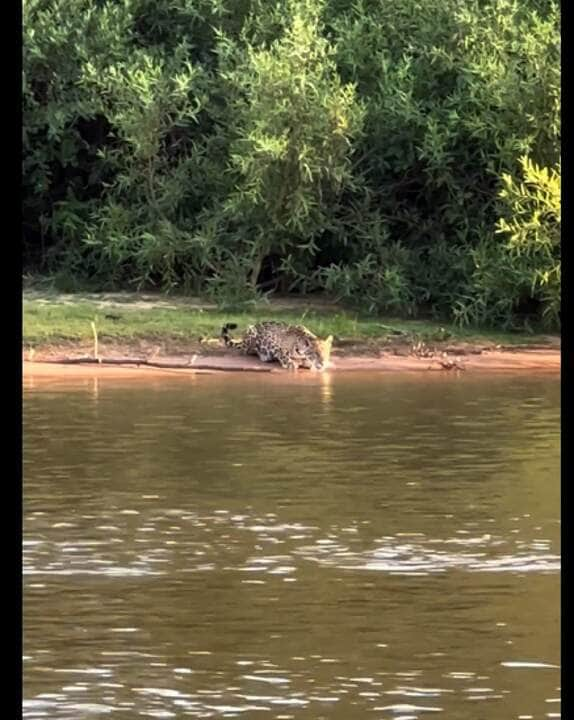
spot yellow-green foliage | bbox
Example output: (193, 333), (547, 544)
(498, 157), (560, 253)
(496, 157), (560, 325)
(451, 156), (560, 328)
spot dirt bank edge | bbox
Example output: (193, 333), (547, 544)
(23, 346), (560, 380)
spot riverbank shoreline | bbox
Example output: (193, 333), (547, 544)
(23, 290), (560, 381)
(23, 346), (560, 381)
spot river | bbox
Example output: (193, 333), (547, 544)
(23, 373), (560, 719)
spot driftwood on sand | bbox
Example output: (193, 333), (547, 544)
(39, 355), (274, 372)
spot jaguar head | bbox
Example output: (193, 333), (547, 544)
(307, 335), (333, 371)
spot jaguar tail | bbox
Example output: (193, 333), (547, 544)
(221, 323), (238, 347)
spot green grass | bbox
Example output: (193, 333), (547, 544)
(23, 291), (558, 349)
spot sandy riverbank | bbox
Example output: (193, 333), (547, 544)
(23, 346), (560, 381)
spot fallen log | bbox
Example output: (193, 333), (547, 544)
(33, 356), (275, 372)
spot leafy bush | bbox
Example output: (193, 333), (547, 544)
(23, 0), (560, 328)
(453, 156), (560, 328)
(328, 0), (560, 324)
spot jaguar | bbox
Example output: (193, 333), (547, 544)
(221, 321), (333, 370)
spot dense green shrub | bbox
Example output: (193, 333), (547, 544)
(322, 0), (560, 323)
(214, 0), (364, 292)
(452, 156), (560, 328)
(23, 0), (560, 327)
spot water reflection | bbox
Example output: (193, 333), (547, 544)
(319, 371), (333, 410)
(23, 374), (560, 719)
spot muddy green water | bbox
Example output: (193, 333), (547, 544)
(23, 374), (560, 719)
